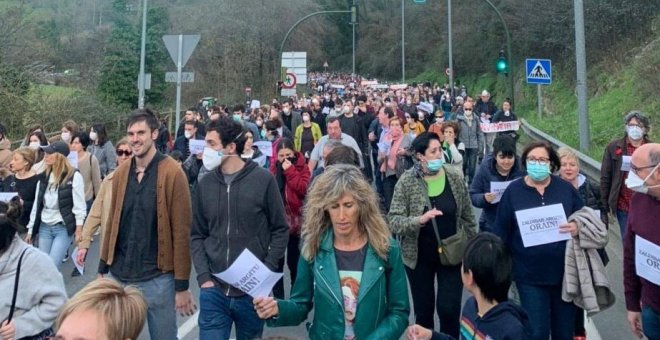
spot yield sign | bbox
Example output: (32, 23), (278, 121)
(282, 72), (297, 89)
(162, 34), (200, 67)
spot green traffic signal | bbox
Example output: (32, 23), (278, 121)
(496, 58), (507, 72)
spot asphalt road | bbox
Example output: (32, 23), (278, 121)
(61, 207), (631, 340)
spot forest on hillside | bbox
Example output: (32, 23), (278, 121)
(0, 0), (657, 137)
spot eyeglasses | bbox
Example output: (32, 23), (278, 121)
(631, 163), (658, 176)
(116, 150), (132, 157)
(464, 108), (473, 111)
(526, 158), (550, 166)
(627, 123), (645, 129)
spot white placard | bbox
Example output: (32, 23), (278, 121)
(490, 180), (514, 204)
(635, 235), (660, 285)
(213, 249), (283, 298)
(67, 152), (78, 169)
(253, 154), (267, 167)
(479, 121), (521, 133)
(0, 192), (18, 202)
(188, 139), (205, 155)
(515, 203), (570, 247)
(621, 155), (632, 172)
(72, 247), (84, 275)
(250, 100), (261, 109)
(377, 142), (391, 154)
(253, 141), (273, 157)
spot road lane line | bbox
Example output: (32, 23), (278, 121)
(177, 311), (199, 339)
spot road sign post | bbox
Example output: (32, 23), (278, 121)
(163, 34), (200, 136)
(526, 59), (552, 119)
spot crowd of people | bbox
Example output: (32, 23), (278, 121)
(0, 72), (657, 340)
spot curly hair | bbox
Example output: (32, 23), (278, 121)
(301, 164), (390, 261)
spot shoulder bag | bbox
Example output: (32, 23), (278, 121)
(430, 217), (468, 266)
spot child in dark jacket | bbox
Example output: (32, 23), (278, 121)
(407, 233), (530, 340)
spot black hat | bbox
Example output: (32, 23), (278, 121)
(40, 141), (70, 157)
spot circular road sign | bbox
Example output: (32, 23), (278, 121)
(282, 72), (297, 89)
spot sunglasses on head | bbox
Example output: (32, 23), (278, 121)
(116, 150), (132, 156)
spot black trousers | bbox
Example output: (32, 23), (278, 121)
(273, 233), (301, 299)
(405, 256), (463, 339)
(382, 174), (398, 213)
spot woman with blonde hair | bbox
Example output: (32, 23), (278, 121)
(25, 141), (86, 270)
(254, 164), (410, 339)
(54, 278), (147, 340)
(2, 148), (41, 228)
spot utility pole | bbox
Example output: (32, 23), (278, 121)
(447, 0), (454, 98)
(401, 0), (405, 83)
(352, 0), (357, 77)
(574, 0), (590, 152)
(137, 0), (148, 109)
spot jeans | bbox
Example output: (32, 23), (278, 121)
(517, 283), (576, 340)
(642, 306), (660, 340)
(115, 273), (177, 340)
(405, 259), (463, 338)
(274, 233), (301, 299)
(616, 210), (628, 241)
(463, 148), (479, 185)
(38, 223), (72, 270)
(199, 288), (264, 340)
(484, 132), (496, 154)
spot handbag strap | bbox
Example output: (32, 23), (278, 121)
(7, 247), (29, 323)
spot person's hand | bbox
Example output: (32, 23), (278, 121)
(75, 226), (83, 243)
(0, 320), (16, 340)
(627, 311), (643, 338)
(75, 248), (87, 266)
(97, 273), (106, 279)
(406, 324), (433, 340)
(253, 297), (279, 319)
(419, 208), (443, 225)
(484, 192), (497, 203)
(369, 132), (376, 141)
(282, 158), (292, 171)
(175, 290), (197, 317)
(200, 281), (214, 288)
(396, 148), (407, 156)
(24, 233), (32, 245)
(559, 221), (579, 236)
(444, 135), (455, 145)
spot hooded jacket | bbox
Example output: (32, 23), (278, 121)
(269, 151), (311, 235)
(190, 160), (289, 294)
(469, 154), (525, 233)
(432, 297), (530, 340)
(456, 115), (484, 150)
(0, 137), (11, 169)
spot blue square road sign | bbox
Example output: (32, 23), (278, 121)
(526, 59), (552, 85)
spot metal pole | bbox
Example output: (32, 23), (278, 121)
(482, 0), (514, 108)
(352, 0), (357, 77)
(401, 0), (405, 83)
(537, 84), (542, 118)
(175, 34), (183, 137)
(137, 0), (147, 109)
(447, 0), (454, 98)
(574, 0), (590, 152)
(276, 10), (352, 95)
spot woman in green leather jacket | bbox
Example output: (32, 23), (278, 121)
(254, 164), (410, 339)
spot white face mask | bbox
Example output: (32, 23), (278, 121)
(89, 131), (98, 141)
(184, 131), (193, 139)
(627, 125), (644, 141)
(29, 142), (40, 150)
(302, 115), (310, 122)
(202, 147), (224, 170)
(282, 108), (291, 115)
(61, 132), (71, 143)
(626, 163), (660, 194)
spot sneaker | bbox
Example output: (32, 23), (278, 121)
(71, 267), (81, 277)
(62, 250), (69, 263)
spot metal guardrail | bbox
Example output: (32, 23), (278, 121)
(520, 118), (602, 183)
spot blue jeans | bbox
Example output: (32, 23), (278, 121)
(517, 283), (576, 340)
(642, 306), (660, 340)
(38, 223), (72, 270)
(199, 288), (264, 340)
(616, 210), (628, 241)
(115, 273), (177, 340)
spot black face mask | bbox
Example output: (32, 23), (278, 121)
(281, 155), (297, 164)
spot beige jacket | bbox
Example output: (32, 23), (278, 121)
(79, 171), (114, 249)
(562, 207), (616, 315)
(0, 138), (11, 170)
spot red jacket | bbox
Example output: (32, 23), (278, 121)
(269, 151), (310, 234)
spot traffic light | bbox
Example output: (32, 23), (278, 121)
(496, 50), (508, 75)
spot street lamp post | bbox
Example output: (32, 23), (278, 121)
(447, 0), (454, 98)
(401, 0), (405, 83)
(137, 0), (148, 109)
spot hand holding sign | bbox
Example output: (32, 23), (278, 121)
(253, 296), (280, 319)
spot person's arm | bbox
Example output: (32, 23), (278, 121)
(169, 166), (193, 291)
(71, 172), (87, 225)
(284, 164), (311, 197)
(190, 179), (212, 287)
(493, 187), (514, 244)
(452, 171), (478, 238)
(366, 240), (410, 338)
(79, 179), (108, 249)
(13, 254), (67, 339)
(447, 143), (463, 165)
(263, 176), (289, 271)
(105, 141), (117, 173)
(387, 177), (422, 234)
(25, 180), (41, 236)
(308, 141), (322, 173)
(599, 145), (613, 214)
(91, 156), (102, 198)
(294, 126), (302, 151)
(267, 257), (314, 327)
(469, 166), (489, 209)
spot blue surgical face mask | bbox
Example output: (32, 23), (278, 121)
(526, 162), (550, 181)
(232, 114), (242, 122)
(203, 147), (223, 170)
(427, 158), (444, 172)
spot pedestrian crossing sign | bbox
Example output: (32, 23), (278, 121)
(526, 59), (552, 85)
